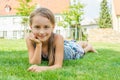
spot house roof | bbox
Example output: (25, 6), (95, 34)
(113, 0), (120, 16)
(0, 0), (70, 16)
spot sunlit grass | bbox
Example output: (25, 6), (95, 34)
(0, 39), (120, 80)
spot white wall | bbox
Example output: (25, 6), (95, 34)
(112, 0), (120, 32)
(0, 16), (24, 39)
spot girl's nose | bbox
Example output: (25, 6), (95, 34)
(39, 29), (45, 34)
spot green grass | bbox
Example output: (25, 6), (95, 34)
(0, 39), (120, 80)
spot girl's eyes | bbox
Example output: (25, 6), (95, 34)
(34, 26), (39, 28)
(34, 25), (51, 29)
(44, 26), (50, 29)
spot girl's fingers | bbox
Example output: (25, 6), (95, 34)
(29, 33), (41, 43)
(35, 69), (41, 72)
(28, 66), (33, 71)
(28, 66), (43, 72)
(29, 36), (40, 43)
(28, 65), (37, 71)
(32, 66), (38, 72)
(34, 39), (40, 43)
(34, 67), (42, 72)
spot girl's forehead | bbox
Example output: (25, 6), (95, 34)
(31, 15), (54, 27)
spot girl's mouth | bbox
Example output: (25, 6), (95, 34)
(39, 35), (46, 39)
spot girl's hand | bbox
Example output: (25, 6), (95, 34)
(29, 33), (42, 45)
(28, 65), (47, 72)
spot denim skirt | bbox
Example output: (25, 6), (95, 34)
(64, 40), (84, 60)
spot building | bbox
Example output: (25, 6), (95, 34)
(0, 0), (70, 39)
(112, 0), (120, 32)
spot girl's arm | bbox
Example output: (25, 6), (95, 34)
(53, 34), (64, 68)
(28, 34), (64, 72)
(26, 33), (42, 64)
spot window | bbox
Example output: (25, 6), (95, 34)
(0, 31), (3, 38)
(55, 16), (61, 22)
(3, 31), (7, 38)
(70, 0), (79, 5)
(4, 5), (11, 12)
(13, 31), (17, 38)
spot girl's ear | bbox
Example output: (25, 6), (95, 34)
(30, 26), (32, 29)
(52, 24), (55, 29)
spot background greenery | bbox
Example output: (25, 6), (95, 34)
(0, 39), (120, 80)
(98, 0), (112, 28)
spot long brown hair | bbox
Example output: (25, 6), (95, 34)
(48, 33), (55, 66)
(29, 7), (55, 26)
(29, 7), (55, 66)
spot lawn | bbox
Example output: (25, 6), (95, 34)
(0, 39), (120, 80)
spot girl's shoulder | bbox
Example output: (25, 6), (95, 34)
(54, 33), (64, 40)
(53, 33), (64, 45)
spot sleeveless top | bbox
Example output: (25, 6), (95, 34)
(33, 40), (85, 60)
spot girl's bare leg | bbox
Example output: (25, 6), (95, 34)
(78, 41), (97, 53)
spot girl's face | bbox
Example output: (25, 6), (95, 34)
(31, 15), (54, 42)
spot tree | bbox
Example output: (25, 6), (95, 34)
(98, 0), (112, 28)
(58, 1), (86, 40)
(16, 0), (35, 36)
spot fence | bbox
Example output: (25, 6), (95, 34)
(0, 27), (88, 40)
(54, 27), (87, 40)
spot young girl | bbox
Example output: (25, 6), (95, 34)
(26, 7), (96, 72)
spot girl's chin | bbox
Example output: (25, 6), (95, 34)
(38, 38), (48, 42)
(40, 39), (46, 42)
(37, 36), (50, 42)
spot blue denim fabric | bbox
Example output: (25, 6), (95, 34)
(64, 40), (84, 60)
